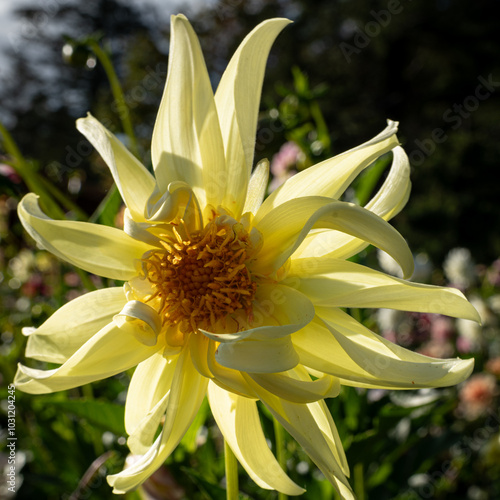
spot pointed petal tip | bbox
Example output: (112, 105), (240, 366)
(453, 356), (475, 379)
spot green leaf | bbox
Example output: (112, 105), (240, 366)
(90, 184), (123, 226)
(180, 398), (210, 453)
(353, 153), (391, 206)
(46, 398), (126, 435)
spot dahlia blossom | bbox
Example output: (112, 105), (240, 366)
(15, 15), (479, 498)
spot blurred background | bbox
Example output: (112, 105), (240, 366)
(1, 0), (499, 499)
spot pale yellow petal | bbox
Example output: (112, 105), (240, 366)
(76, 114), (155, 220)
(207, 341), (257, 398)
(14, 322), (163, 394)
(108, 346), (208, 493)
(145, 181), (202, 230)
(207, 383), (305, 495)
(200, 283), (314, 342)
(253, 196), (413, 278)
(189, 332), (212, 378)
(151, 14), (225, 210)
(256, 120), (399, 221)
(113, 300), (162, 346)
(128, 391), (170, 455)
(244, 375), (354, 499)
(18, 194), (149, 280)
(216, 336), (299, 373)
(288, 257), (480, 321)
(249, 365), (340, 404)
(242, 159), (269, 215)
(215, 19), (290, 218)
(293, 311), (475, 389)
(125, 351), (178, 435)
(24, 287), (126, 363)
(294, 145), (411, 260)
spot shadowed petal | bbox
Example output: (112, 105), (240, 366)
(108, 345), (208, 493)
(244, 375), (354, 500)
(248, 365), (340, 404)
(208, 383), (305, 495)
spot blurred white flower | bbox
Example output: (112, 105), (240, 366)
(443, 248), (476, 289)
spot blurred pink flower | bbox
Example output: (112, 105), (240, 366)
(458, 373), (497, 420)
(430, 315), (454, 342)
(486, 357), (500, 377)
(268, 141), (302, 191)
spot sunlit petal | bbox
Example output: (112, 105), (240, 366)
(76, 113), (155, 220)
(14, 322), (163, 394)
(294, 145), (411, 260)
(242, 159), (269, 215)
(25, 287), (126, 363)
(18, 193), (149, 280)
(288, 257), (480, 321)
(125, 351), (178, 436)
(257, 120), (399, 220)
(253, 196), (414, 278)
(293, 311), (475, 389)
(215, 19), (290, 218)
(151, 15), (225, 210)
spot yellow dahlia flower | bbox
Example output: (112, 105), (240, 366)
(15, 15), (479, 499)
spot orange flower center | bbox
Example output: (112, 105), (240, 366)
(142, 220), (257, 334)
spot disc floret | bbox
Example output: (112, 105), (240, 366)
(142, 217), (257, 334)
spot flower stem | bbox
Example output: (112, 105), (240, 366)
(224, 440), (239, 500)
(87, 40), (139, 158)
(273, 418), (288, 500)
(354, 462), (365, 500)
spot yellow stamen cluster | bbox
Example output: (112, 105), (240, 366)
(143, 220), (257, 334)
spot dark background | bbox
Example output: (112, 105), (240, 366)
(1, 0), (499, 264)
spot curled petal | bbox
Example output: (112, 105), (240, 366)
(207, 341), (256, 398)
(76, 113), (155, 220)
(207, 383), (305, 495)
(249, 365), (340, 403)
(25, 287), (126, 363)
(216, 336), (299, 373)
(145, 181), (202, 230)
(200, 284), (314, 342)
(14, 322), (163, 394)
(257, 120), (399, 220)
(295, 145), (411, 260)
(18, 194), (149, 281)
(113, 300), (162, 346)
(294, 310), (475, 389)
(288, 257), (480, 322)
(253, 196), (414, 278)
